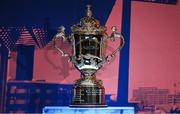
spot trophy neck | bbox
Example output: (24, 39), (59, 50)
(75, 73), (103, 87)
(80, 69), (97, 77)
(81, 74), (95, 79)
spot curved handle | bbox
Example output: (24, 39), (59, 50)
(104, 26), (125, 63)
(53, 26), (71, 58)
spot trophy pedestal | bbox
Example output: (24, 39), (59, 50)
(71, 76), (106, 107)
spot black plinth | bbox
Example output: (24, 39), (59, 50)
(71, 86), (106, 107)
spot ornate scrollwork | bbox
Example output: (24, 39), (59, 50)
(71, 5), (106, 35)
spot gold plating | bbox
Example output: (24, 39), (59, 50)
(71, 5), (106, 35)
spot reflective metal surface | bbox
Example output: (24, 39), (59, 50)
(53, 5), (124, 107)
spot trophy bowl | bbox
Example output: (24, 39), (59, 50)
(53, 5), (124, 107)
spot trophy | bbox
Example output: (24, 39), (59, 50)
(53, 5), (124, 107)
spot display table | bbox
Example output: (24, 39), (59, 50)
(43, 106), (134, 114)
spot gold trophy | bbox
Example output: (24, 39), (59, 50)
(53, 5), (124, 107)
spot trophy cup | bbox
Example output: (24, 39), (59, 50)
(53, 5), (124, 107)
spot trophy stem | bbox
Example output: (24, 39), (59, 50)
(70, 74), (107, 107)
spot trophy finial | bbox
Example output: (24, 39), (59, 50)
(86, 5), (92, 17)
(72, 4), (106, 34)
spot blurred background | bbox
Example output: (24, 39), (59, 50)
(0, 0), (180, 113)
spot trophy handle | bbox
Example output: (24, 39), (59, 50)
(53, 26), (71, 59)
(104, 26), (125, 63)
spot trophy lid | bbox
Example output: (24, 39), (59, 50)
(71, 5), (106, 35)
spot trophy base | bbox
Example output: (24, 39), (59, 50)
(69, 104), (107, 108)
(71, 76), (106, 107)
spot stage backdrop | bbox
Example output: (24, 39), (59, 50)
(129, 1), (180, 102)
(5, 0), (180, 104)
